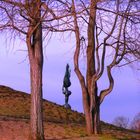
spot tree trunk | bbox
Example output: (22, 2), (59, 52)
(73, 0), (101, 135)
(93, 102), (101, 134)
(82, 86), (101, 135)
(27, 16), (44, 140)
(85, 0), (101, 135)
(26, 1), (45, 140)
(30, 55), (44, 140)
(29, 30), (44, 140)
(82, 88), (93, 134)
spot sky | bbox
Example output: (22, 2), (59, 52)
(0, 33), (140, 124)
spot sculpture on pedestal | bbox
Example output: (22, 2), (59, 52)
(62, 64), (72, 109)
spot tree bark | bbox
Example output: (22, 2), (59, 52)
(28, 23), (44, 140)
(30, 55), (44, 140)
(26, 1), (45, 139)
(82, 89), (101, 135)
(82, 88), (93, 134)
(93, 98), (101, 134)
(86, 0), (99, 135)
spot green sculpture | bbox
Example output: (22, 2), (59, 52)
(62, 64), (72, 109)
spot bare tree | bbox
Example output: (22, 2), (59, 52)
(130, 112), (140, 131)
(0, 1), (45, 139)
(0, 0), (70, 140)
(70, 0), (140, 134)
(113, 116), (129, 128)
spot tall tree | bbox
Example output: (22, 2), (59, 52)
(71, 0), (140, 134)
(0, 0), (69, 139)
(0, 1), (44, 139)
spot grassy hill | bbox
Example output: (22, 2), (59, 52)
(0, 85), (140, 140)
(0, 85), (84, 123)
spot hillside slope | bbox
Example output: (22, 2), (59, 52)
(0, 85), (140, 140)
(0, 85), (84, 124)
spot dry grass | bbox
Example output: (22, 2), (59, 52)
(0, 85), (140, 140)
(0, 85), (84, 123)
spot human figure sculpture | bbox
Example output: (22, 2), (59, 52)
(62, 64), (72, 109)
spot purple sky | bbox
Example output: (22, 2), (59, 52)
(0, 33), (140, 124)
